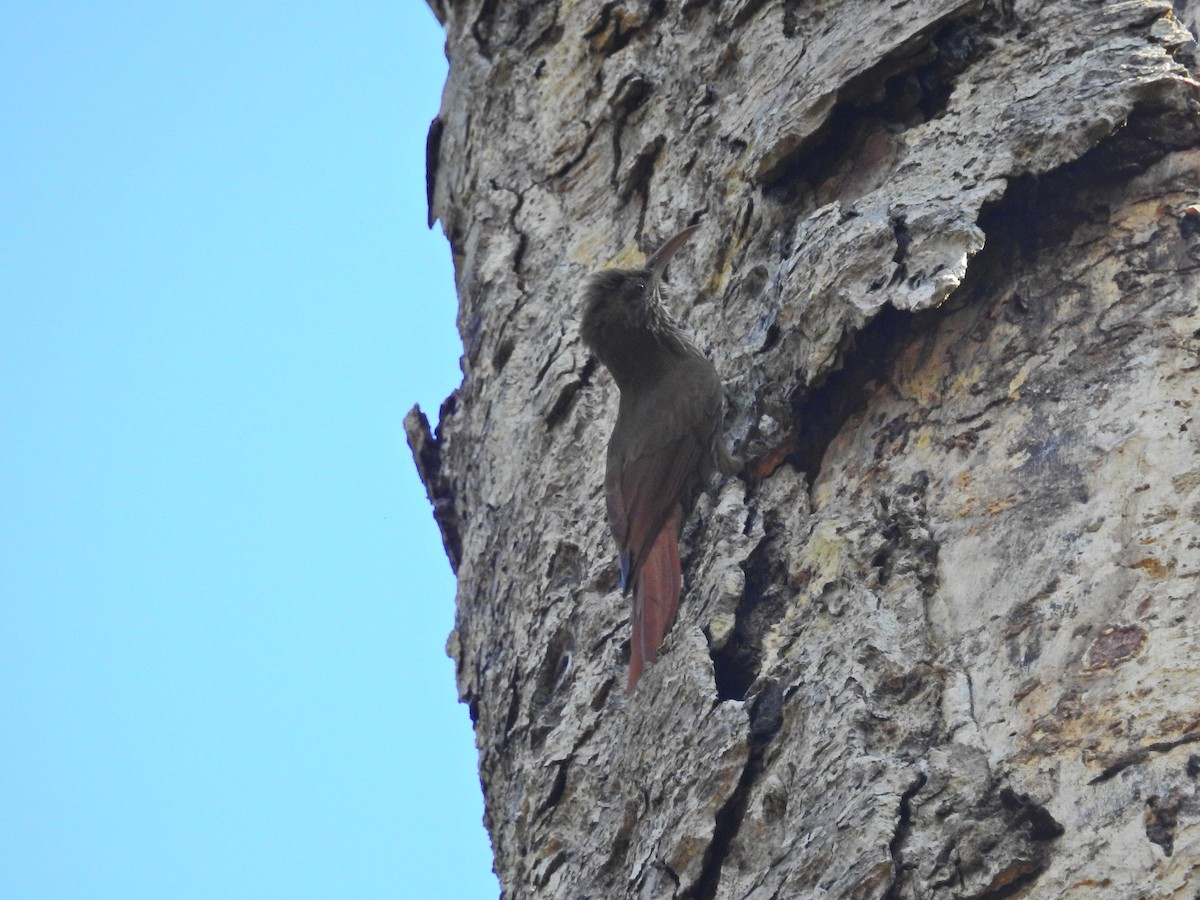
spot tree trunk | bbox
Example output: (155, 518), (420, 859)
(407, 0), (1200, 896)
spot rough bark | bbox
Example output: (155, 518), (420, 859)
(407, 0), (1200, 896)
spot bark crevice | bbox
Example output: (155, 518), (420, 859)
(688, 681), (784, 899)
(707, 520), (785, 700)
(884, 771), (929, 900)
(1089, 728), (1200, 785)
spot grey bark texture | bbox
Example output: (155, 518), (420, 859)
(406, 0), (1200, 896)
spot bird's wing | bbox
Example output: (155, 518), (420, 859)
(605, 373), (721, 591)
(606, 432), (699, 592)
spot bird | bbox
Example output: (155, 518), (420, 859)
(579, 225), (729, 691)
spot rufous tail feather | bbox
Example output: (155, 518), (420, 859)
(627, 508), (682, 692)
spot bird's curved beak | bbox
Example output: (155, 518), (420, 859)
(646, 224), (699, 282)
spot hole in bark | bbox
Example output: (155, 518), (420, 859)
(757, 321), (780, 354)
(737, 262), (769, 302)
(788, 306), (922, 483)
(532, 629), (573, 708)
(999, 787), (1065, 842)
(891, 214), (911, 264)
(544, 358), (596, 429)
(976, 101), (1200, 263)
(544, 381), (583, 429)
(709, 522), (787, 701)
(609, 73), (652, 179)
(512, 230), (528, 275)
(611, 72), (652, 116)
(536, 759), (570, 817)
(760, 14), (996, 198)
(492, 336), (515, 371)
(1179, 211), (1200, 240)
(618, 134), (666, 202)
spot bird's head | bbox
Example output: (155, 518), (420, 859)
(580, 225), (698, 351)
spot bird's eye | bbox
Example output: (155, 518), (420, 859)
(635, 281), (646, 291)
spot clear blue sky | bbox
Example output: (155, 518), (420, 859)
(0, 4), (498, 898)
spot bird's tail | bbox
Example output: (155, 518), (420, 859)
(628, 507), (682, 692)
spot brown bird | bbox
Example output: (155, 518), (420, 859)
(580, 225), (728, 691)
